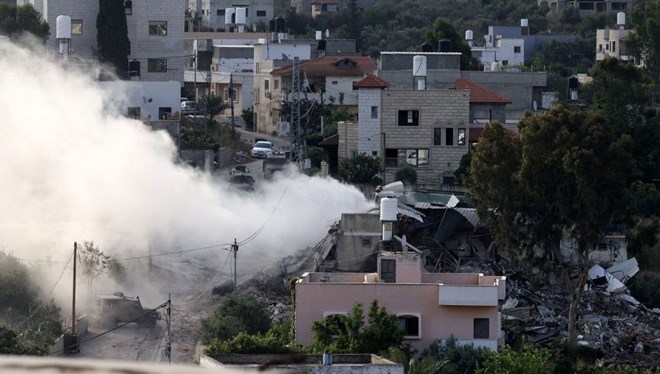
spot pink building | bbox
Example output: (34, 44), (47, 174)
(295, 251), (506, 352)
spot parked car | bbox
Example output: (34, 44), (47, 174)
(181, 100), (197, 114)
(251, 141), (273, 158)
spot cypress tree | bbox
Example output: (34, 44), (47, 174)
(97, 0), (129, 78)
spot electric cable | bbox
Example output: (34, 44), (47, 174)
(14, 250), (74, 329)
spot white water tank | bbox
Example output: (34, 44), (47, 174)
(617, 12), (626, 28)
(225, 8), (235, 25)
(465, 30), (473, 41)
(491, 61), (501, 72)
(412, 55), (427, 77)
(315, 30), (322, 40)
(235, 7), (247, 24)
(380, 197), (398, 222)
(56, 15), (71, 39)
(521, 18), (529, 27)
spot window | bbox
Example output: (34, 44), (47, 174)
(371, 106), (378, 119)
(474, 318), (490, 339)
(332, 80), (338, 84)
(264, 79), (269, 90)
(385, 148), (428, 167)
(148, 21), (167, 36)
(502, 60), (509, 66)
(361, 238), (372, 247)
(147, 58), (167, 72)
(124, 0), (132, 15)
(127, 107), (140, 119)
(433, 128), (442, 145)
(224, 88), (237, 102)
(381, 259), (396, 283)
(612, 41), (616, 52)
(599, 44), (603, 52)
(457, 128), (466, 146)
(398, 315), (421, 338)
(514, 46), (521, 53)
(596, 2), (606, 11)
(217, 9), (225, 16)
(257, 10), (266, 16)
(322, 4), (328, 11)
(445, 128), (454, 146)
(158, 107), (172, 120)
(406, 149), (429, 167)
(274, 79), (279, 90)
(71, 19), (83, 35)
(398, 110), (419, 126)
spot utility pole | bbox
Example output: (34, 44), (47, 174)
(232, 239), (239, 292)
(230, 73), (235, 134)
(291, 57), (301, 163)
(193, 40), (198, 105)
(166, 294), (171, 363)
(72, 241), (77, 335)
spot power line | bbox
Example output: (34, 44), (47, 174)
(112, 243), (233, 261)
(14, 250), (74, 329)
(238, 183), (289, 246)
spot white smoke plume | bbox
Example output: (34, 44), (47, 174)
(0, 39), (374, 308)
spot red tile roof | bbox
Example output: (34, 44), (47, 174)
(271, 56), (375, 77)
(456, 79), (511, 104)
(353, 74), (390, 89)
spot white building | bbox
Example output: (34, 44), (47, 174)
(188, 0), (273, 32)
(98, 80), (181, 121)
(596, 28), (636, 63)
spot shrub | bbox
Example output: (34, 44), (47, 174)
(476, 343), (551, 374)
(395, 165), (417, 186)
(200, 295), (271, 344)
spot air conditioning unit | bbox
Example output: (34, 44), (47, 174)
(264, 91), (272, 99)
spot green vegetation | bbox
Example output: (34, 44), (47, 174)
(469, 107), (633, 345)
(205, 320), (299, 355)
(241, 107), (255, 131)
(0, 325), (47, 355)
(200, 295), (271, 344)
(0, 251), (63, 352)
(0, 3), (49, 42)
(97, 0), (130, 78)
(338, 154), (382, 185)
(395, 165), (417, 186)
(476, 344), (551, 374)
(309, 300), (406, 355)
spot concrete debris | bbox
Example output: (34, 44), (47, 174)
(606, 257), (640, 283)
(587, 265), (627, 293)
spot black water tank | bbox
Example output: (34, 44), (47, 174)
(317, 39), (326, 51)
(420, 42), (433, 52)
(568, 76), (579, 89)
(270, 17), (285, 32)
(439, 39), (452, 52)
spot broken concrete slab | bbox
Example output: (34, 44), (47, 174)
(588, 265), (627, 293)
(606, 257), (639, 283)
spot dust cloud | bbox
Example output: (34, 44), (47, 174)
(0, 39), (374, 308)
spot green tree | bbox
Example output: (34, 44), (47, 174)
(338, 154), (382, 185)
(0, 325), (47, 355)
(425, 19), (480, 70)
(200, 94), (228, 132)
(454, 151), (472, 186)
(0, 252), (63, 349)
(241, 107), (255, 131)
(309, 300), (404, 355)
(395, 165), (417, 186)
(97, 0), (129, 78)
(469, 106), (633, 345)
(416, 337), (488, 374)
(200, 295), (271, 344)
(0, 4), (49, 41)
(629, 0), (660, 75)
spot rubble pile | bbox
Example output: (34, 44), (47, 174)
(500, 259), (660, 369)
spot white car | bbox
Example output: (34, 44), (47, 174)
(251, 141), (273, 158)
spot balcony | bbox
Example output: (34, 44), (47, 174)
(438, 284), (499, 306)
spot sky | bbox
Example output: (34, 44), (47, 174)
(0, 38), (374, 308)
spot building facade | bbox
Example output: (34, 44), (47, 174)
(596, 27), (638, 64)
(295, 251), (506, 352)
(188, 0), (273, 32)
(41, 0), (184, 82)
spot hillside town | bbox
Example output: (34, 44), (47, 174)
(0, 0), (659, 373)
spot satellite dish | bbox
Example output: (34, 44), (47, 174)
(532, 100), (538, 111)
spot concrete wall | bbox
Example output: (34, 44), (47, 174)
(335, 213), (381, 271)
(180, 149), (214, 171)
(98, 80), (181, 120)
(380, 52), (461, 71)
(357, 89), (382, 156)
(380, 89), (470, 188)
(45, 0), (99, 60)
(337, 121), (358, 160)
(127, 0), (185, 82)
(295, 282), (501, 352)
